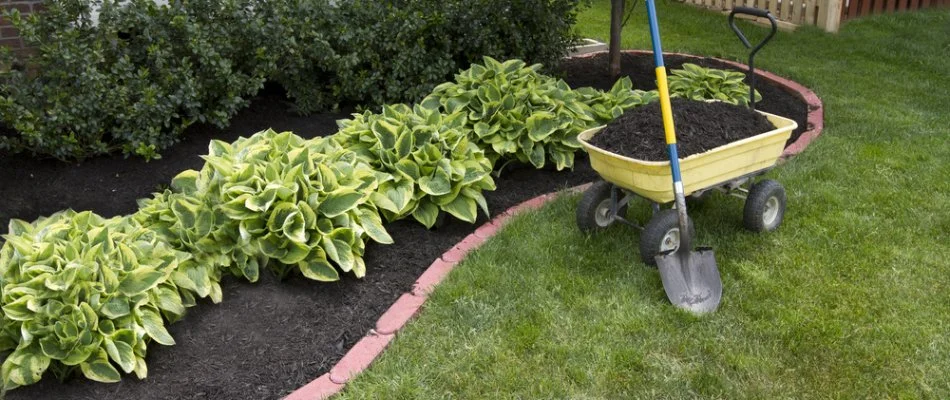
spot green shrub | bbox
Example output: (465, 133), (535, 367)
(259, 0), (345, 114)
(0, 0), (268, 161)
(334, 103), (495, 228)
(424, 57), (651, 171)
(668, 63), (761, 106)
(0, 0), (586, 158)
(0, 211), (203, 389)
(268, 0), (586, 114)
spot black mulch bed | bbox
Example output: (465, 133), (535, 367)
(0, 52), (808, 400)
(590, 98), (776, 161)
(558, 52), (809, 147)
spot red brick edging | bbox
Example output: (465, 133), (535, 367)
(283, 184), (590, 400)
(284, 51), (823, 400)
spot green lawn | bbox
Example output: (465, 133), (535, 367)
(336, 2), (950, 398)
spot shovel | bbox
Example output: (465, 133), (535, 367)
(644, 0), (722, 313)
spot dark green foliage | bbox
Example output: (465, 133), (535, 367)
(269, 0), (587, 114)
(0, 0), (270, 161)
(0, 0), (585, 160)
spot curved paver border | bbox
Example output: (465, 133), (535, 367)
(285, 51), (824, 400)
(284, 184), (590, 400)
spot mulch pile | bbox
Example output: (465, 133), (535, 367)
(589, 98), (776, 161)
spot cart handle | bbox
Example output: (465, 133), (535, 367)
(728, 7), (777, 110)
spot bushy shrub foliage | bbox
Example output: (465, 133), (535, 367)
(0, 0), (269, 161)
(0, 0), (586, 159)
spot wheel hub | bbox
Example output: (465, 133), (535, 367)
(660, 228), (680, 252)
(763, 196), (780, 226)
(595, 199), (613, 227)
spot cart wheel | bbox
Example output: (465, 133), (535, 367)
(576, 181), (628, 233)
(743, 179), (786, 232)
(640, 209), (695, 266)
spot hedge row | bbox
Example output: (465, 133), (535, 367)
(0, 0), (585, 161)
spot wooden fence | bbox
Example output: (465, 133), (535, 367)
(679, 0), (949, 32)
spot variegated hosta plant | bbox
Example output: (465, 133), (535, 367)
(133, 179), (226, 304)
(333, 103), (495, 228)
(172, 129), (393, 282)
(573, 77), (659, 123)
(0, 211), (197, 389)
(424, 57), (611, 171)
(668, 63), (761, 106)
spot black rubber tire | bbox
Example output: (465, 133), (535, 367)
(576, 181), (628, 233)
(639, 209), (695, 266)
(743, 179), (786, 232)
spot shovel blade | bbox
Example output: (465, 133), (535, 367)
(655, 247), (722, 314)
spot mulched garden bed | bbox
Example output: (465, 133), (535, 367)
(1, 52), (808, 400)
(590, 97), (776, 161)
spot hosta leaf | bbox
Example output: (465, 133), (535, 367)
(234, 254), (260, 283)
(100, 297), (131, 319)
(412, 200), (440, 229)
(139, 308), (175, 346)
(418, 174), (451, 196)
(369, 191), (400, 214)
(320, 190), (363, 218)
(2, 344), (51, 388)
(267, 203), (298, 234)
(103, 338), (136, 374)
(155, 286), (185, 317)
(473, 122), (496, 138)
(79, 349), (121, 383)
(358, 209), (393, 244)
(526, 111), (558, 142)
(245, 188), (278, 212)
(119, 268), (166, 296)
(527, 143), (546, 169)
(298, 248), (340, 282)
(220, 194), (256, 220)
(394, 159), (421, 181)
(321, 235), (354, 272)
(371, 119), (399, 148)
(4, 235), (35, 256)
(462, 187), (490, 217)
(7, 218), (32, 236)
(38, 335), (70, 360)
(442, 195), (478, 223)
(3, 295), (35, 321)
(395, 130), (414, 159)
(134, 358), (148, 379)
(171, 170), (199, 193)
(281, 211), (308, 244)
(278, 240), (311, 265)
(259, 233), (287, 260)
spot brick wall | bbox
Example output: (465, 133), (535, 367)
(1, 0), (44, 59)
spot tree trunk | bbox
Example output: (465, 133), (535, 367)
(609, 0), (625, 80)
